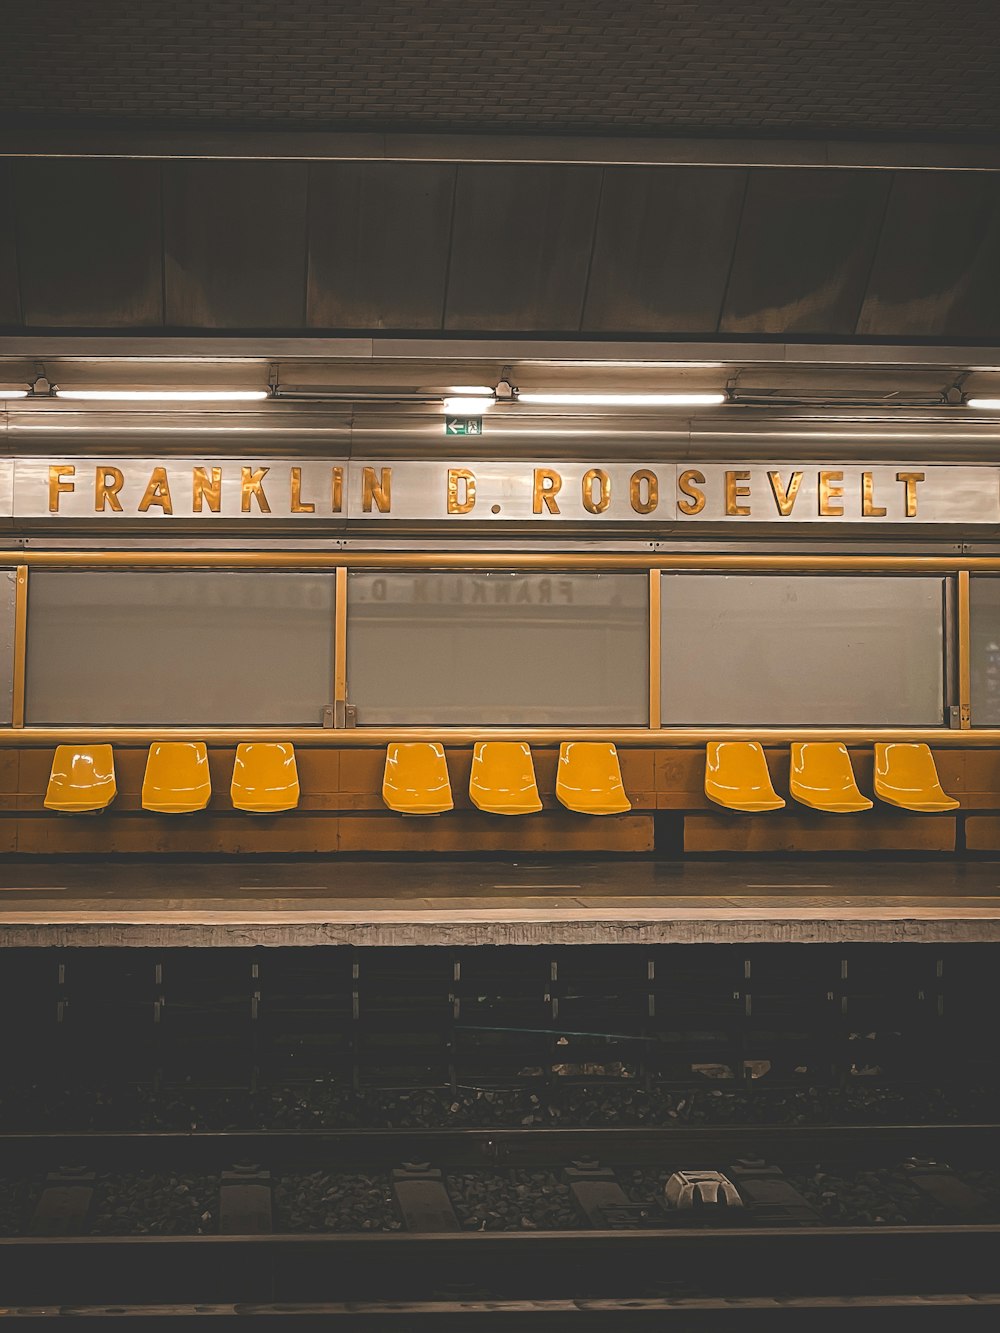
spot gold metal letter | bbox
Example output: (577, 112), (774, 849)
(630, 469), (659, 515)
(676, 469), (705, 516)
(241, 466), (271, 514)
(192, 466), (222, 513)
(48, 465), (75, 512)
(581, 468), (611, 514)
(725, 470), (751, 516)
(862, 471), (886, 517)
(896, 470), (925, 518)
(331, 467), (344, 513)
(138, 466), (173, 515)
(290, 466), (315, 514)
(94, 466), (124, 512)
(447, 468), (477, 514)
(532, 468), (562, 515)
(818, 470), (844, 517)
(362, 466), (392, 513)
(767, 470), (803, 517)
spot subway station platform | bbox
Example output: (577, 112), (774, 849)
(1, 859), (1000, 947)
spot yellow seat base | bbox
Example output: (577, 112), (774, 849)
(142, 741), (212, 815)
(874, 742), (959, 813)
(469, 741), (543, 815)
(44, 744), (117, 813)
(556, 741), (631, 815)
(705, 741), (785, 813)
(232, 742), (300, 813)
(383, 742), (454, 815)
(790, 742), (873, 814)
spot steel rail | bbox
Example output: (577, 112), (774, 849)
(1, 1122), (997, 1171)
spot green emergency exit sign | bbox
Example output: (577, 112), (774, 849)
(445, 415), (483, 436)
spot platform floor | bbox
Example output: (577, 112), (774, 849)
(1, 858), (1000, 946)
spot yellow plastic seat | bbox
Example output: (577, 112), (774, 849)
(44, 745), (117, 813)
(556, 741), (631, 815)
(874, 743), (959, 813)
(383, 743), (454, 815)
(469, 741), (543, 815)
(790, 742), (873, 813)
(705, 741), (785, 812)
(231, 743), (300, 814)
(142, 741), (212, 814)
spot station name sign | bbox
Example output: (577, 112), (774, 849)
(0, 458), (996, 524)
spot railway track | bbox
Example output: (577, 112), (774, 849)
(1, 1125), (999, 1325)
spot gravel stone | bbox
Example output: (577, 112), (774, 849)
(273, 1172), (401, 1233)
(88, 1172), (218, 1235)
(446, 1170), (583, 1231)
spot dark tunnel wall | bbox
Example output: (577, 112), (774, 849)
(2, 158), (1000, 340)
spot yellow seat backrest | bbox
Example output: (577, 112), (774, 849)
(790, 742), (872, 813)
(469, 741), (543, 815)
(142, 741), (212, 814)
(383, 743), (454, 815)
(556, 741), (631, 815)
(44, 744), (117, 813)
(705, 741), (785, 812)
(231, 743), (300, 813)
(874, 743), (959, 812)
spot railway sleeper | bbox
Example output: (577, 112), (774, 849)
(27, 1167), (95, 1236)
(727, 1157), (823, 1226)
(219, 1162), (273, 1235)
(561, 1158), (633, 1227)
(902, 1157), (993, 1220)
(392, 1163), (461, 1232)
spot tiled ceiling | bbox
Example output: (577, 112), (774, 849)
(2, 0), (998, 140)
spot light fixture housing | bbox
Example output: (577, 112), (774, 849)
(513, 391), (727, 407)
(54, 389), (270, 402)
(443, 395), (495, 413)
(965, 398), (1000, 410)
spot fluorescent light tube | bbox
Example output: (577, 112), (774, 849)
(55, 389), (270, 402)
(443, 396), (494, 413)
(0, 389), (28, 399)
(515, 392), (727, 406)
(966, 398), (1000, 410)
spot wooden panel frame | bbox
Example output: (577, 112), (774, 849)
(0, 548), (983, 742)
(11, 566), (27, 729)
(958, 568), (972, 728)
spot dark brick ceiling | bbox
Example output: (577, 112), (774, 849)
(3, 0), (999, 141)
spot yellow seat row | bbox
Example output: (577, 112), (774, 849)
(43, 738), (958, 820)
(45, 743), (300, 814)
(705, 741), (959, 814)
(384, 741), (631, 816)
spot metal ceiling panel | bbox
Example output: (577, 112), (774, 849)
(164, 161), (308, 329)
(582, 166), (746, 333)
(14, 160), (163, 328)
(445, 164), (601, 331)
(857, 173), (1000, 339)
(0, 163), (19, 326)
(720, 169), (890, 335)
(307, 162), (455, 330)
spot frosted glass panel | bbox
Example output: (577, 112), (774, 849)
(661, 574), (945, 725)
(26, 571), (335, 724)
(971, 577), (1000, 725)
(348, 570), (648, 725)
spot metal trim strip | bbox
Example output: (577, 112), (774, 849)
(0, 726), (996, 747)
(1, 131), (997, 171)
